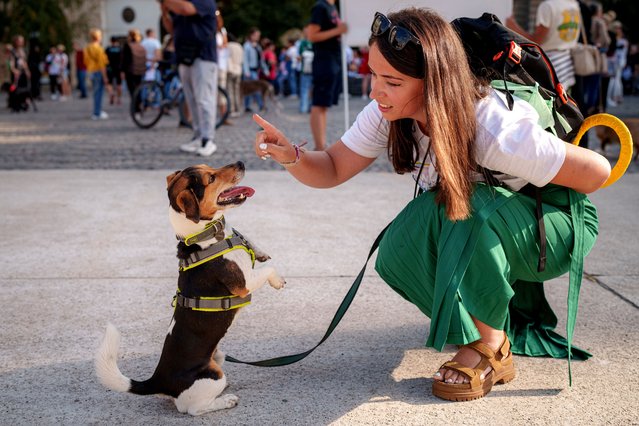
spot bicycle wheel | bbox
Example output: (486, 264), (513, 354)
(130, 81), (165, 129)
(216, 86), (230, 129)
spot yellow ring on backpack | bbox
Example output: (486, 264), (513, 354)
(572, 113), (633, 188)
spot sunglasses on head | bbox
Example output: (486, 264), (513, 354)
(371, 12), (421, 50)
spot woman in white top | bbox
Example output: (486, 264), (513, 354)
(253, 8), (610, 401)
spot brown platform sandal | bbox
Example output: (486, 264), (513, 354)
(432, 335), (516, 401)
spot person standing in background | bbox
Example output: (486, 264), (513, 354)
(73, 41), (88, 99)
(105, 36), (123, 105)
(45, 46), (61, 100)
(141, 28), (162, 79)
(306, 0), (348, 150)
(242, 27), (264, 113)
(83, 28), (111, 120)
(226, 33), (243, 118)
(216, 10), (230, 123)
(285, 38), (300, 98)
(606, 21), (628, 106)
(585, 1), (610, 115)
(298, 32), (313, 114)
(600, 10), (617, 112)
(507, 0), (580, 91)
(358, 45), (371, 99)
(161, 0), (219, 157)
(261, 39), (277, 89)
(27, 38), (42, 101)
(57, 44), (71, 100)
(7, 35), (30, 111)
(215, 10), (228, 89)
(121, 29), (146, 99)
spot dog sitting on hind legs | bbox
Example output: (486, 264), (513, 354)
(95, 161), (285, 416)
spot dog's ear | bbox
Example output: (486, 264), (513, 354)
(176, 189), (200, 222)
(166, 170), (181, 188)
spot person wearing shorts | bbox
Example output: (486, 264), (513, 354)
(105, 36), (123, 105)
(306, 0), (347, 150)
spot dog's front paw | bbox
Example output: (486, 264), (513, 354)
(255, 253), (271, 263)
(269, 274), (286, 290)
(221, 393), (239, 409)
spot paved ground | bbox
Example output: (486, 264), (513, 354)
(0, 93), (393, 171)
(0, 92), (638, 425)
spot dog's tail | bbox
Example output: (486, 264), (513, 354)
(95, 323), (159, 396)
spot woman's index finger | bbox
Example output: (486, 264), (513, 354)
(253, 114), (281, 135)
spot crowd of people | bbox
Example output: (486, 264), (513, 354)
(507, 0), (638, 121)
(2, 0), (637, 145)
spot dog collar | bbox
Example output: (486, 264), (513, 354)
(178, 228), (256, 271)
(180, 216), (226, 246)
(172, 292), (252, 312)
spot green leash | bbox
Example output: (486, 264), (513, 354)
(225, 223), (391, 367)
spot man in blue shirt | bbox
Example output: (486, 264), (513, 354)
(161, 0), (219, 156)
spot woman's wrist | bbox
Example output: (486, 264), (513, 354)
(279, 141), (307, 167)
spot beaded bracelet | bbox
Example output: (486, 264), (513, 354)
(279, 141), (308, 166)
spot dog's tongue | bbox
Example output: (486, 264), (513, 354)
(222, 186), (255, 198)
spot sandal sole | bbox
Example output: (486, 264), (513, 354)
(432, 373), (494, 402)
(432, 356), (516, 401)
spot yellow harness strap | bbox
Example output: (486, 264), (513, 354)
(172, 292), (251, 312)
(179, 229), (256, 271)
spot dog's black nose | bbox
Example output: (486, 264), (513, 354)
(235, 161), (245, 171)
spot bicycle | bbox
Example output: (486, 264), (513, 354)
(130, 64), (230, 130)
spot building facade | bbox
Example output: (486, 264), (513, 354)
(70, 0), (161, 42)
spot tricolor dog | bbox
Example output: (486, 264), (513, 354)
(95, 162), (285, 415)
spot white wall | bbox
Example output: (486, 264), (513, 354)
(103, 0), (161, 40)
(341, 0), (513, 47)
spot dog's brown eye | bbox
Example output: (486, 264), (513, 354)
(209, 175), (216, 183)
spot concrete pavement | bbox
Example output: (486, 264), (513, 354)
(0, 94), (638, 425)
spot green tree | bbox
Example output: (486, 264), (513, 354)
(0, 0), (83, 49)
(220, 0), (316, 44)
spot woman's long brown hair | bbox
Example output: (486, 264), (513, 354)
(370, 8), (485, 221)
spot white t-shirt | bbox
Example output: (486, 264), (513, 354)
(286, 44), (301, 72)
(536, 0), (580, 51)
(141, 37), (162, 61)
(227, 41), (243, 76)
(216, 30), (229, 71)
(341, 89), (566, 192)
(46, 53), (62, 75)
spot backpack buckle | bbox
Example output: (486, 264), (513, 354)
(556, 83), (568, 104)
(507, 41), (522, 64)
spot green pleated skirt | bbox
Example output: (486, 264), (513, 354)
(375, 184), (598, 359)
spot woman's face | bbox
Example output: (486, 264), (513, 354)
(367, 42), (425, 123)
